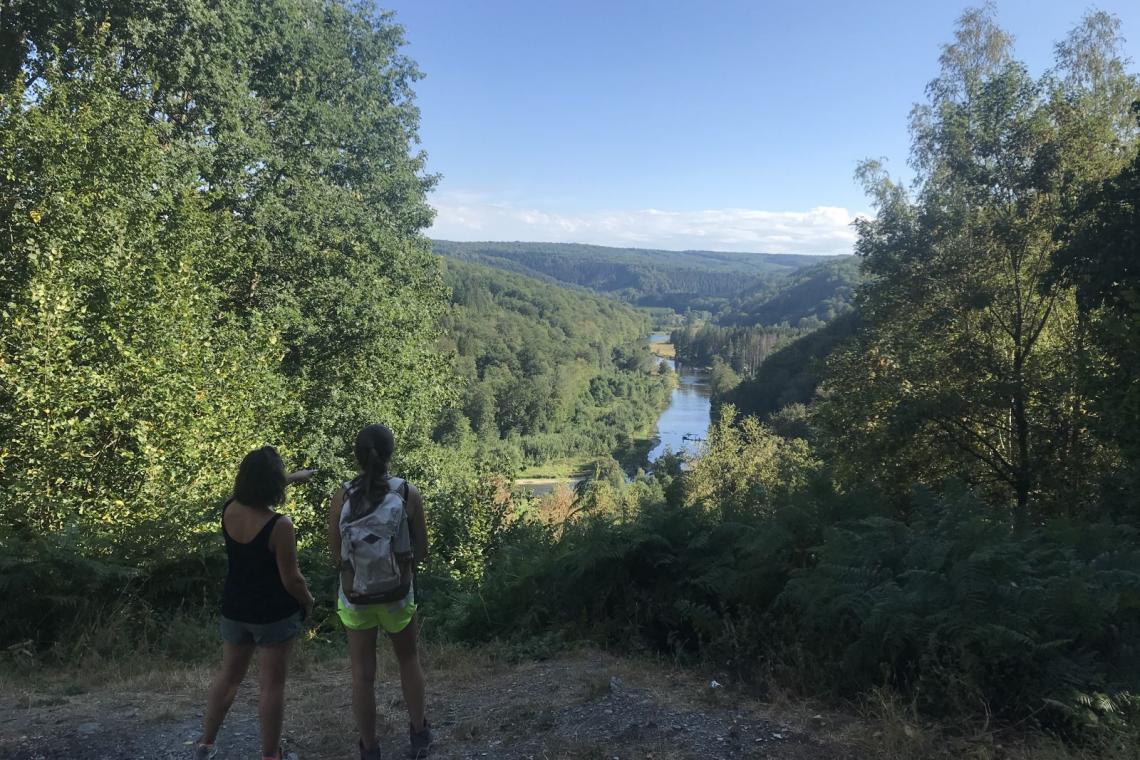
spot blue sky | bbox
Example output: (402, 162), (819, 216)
(381, 1), (1140, 254)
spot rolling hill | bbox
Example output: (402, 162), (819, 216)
(432, 240), (835, 313)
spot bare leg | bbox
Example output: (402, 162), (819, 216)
(256, 639), (293, 758)
(201, 642), (256, 744)
(347, 626), (380, 750)
(388, 616), (426, 731)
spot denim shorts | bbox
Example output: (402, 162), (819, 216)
(219, 611), (303, 646)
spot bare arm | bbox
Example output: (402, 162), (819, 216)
(271, 516), (314, 620)
(286, 468), (317, 485)
(408, 484), (428, 566)
(327, 486), (347, 569)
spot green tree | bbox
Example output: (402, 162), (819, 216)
(709, 358), (742, 397)
(817, 7), (1138, 513)
(0, 56), (285, 552)
(1, 1), (452, 545)
(686, 406), (818, 519)
(1053, 113), (1140, 489)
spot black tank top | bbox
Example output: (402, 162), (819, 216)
(220, 500), (301, 623)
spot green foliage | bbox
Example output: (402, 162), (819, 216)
(0, 532), (138, 650)
(0, 1), (473, 647)
(437, 257), (672, 473)
(671, 321), (806, 375)
(1053, 121), (1140, 495)
(780, 487), (1140, 728)
(723, 311), (859, 421)
(433, 239), (826, 312)
(446, 467), (1140, 733)
(0, 53), (287, 556)
(715, 255), (860, 328)
(708, 358), (741, 397)
(685, 408), (818, 518)
(816, 7), (1139, 513)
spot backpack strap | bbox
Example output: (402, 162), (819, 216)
(339, 481), (357, 524)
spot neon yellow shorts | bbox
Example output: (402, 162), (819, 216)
(336, 594), (416, 634)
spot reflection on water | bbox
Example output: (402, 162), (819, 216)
(518, 334), (713, 495)
(648, 333), (712, 462)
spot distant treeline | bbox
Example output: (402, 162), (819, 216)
(670, 322), (809, 375)
(433, 239), (834, 315)
(666, 256), (860, 382)
(714, 255), (859, 328)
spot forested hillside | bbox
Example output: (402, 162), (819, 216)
(433, 239), (823, 312)
(715, 255), (860, 328)
(721, 311), (860, 422)
(435, 258), (671, 474)
(435, 240), (861, 383)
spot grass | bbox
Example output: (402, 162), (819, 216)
(649, 340), (676, 359)
(517, 459), (592, 480)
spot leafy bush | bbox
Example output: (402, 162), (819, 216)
(446, 461), (1140, 732)
(779, 486), (1140, 729)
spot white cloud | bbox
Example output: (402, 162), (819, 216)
(429, 194), (866, 254)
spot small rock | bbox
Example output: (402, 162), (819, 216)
(609, 676), (624, 692)
(709, 680), (722, 689)
(772, 732), (784, 740)
(76, 722), (100, 736)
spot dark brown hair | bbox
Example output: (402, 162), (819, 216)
(349, 424), (395, 518)
(233, 446), (286, 509)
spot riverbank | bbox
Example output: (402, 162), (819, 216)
(647, 335), (713, 462)
(515, 336), (680, 494)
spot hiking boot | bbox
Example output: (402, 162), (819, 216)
(408, 721), (433, 758)
(359, 739), (382, 760)
(193, 744), (218, 760)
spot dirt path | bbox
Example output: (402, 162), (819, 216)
(1, 648), (859, 759)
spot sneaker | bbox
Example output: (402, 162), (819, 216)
(193, 744), (218, 760)
(408, 721), (433, 759)
(359, 739), (382, 760)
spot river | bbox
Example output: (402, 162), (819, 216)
(518, 334), (712, 496)
(647, 332), (712, 463)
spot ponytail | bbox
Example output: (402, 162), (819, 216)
(349, 423), (396, 519)
(349, 447), (390, 519)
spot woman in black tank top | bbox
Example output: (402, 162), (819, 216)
(194, 446), (316, 760)
(221, 501), (300, 623)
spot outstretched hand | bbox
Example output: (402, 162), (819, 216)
(287, 468), (318, 485)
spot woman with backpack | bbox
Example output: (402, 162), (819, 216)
(195, 446), (316, 760)
(328, 423), (432, 759)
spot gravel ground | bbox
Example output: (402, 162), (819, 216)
(0, 649), (859, 760)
